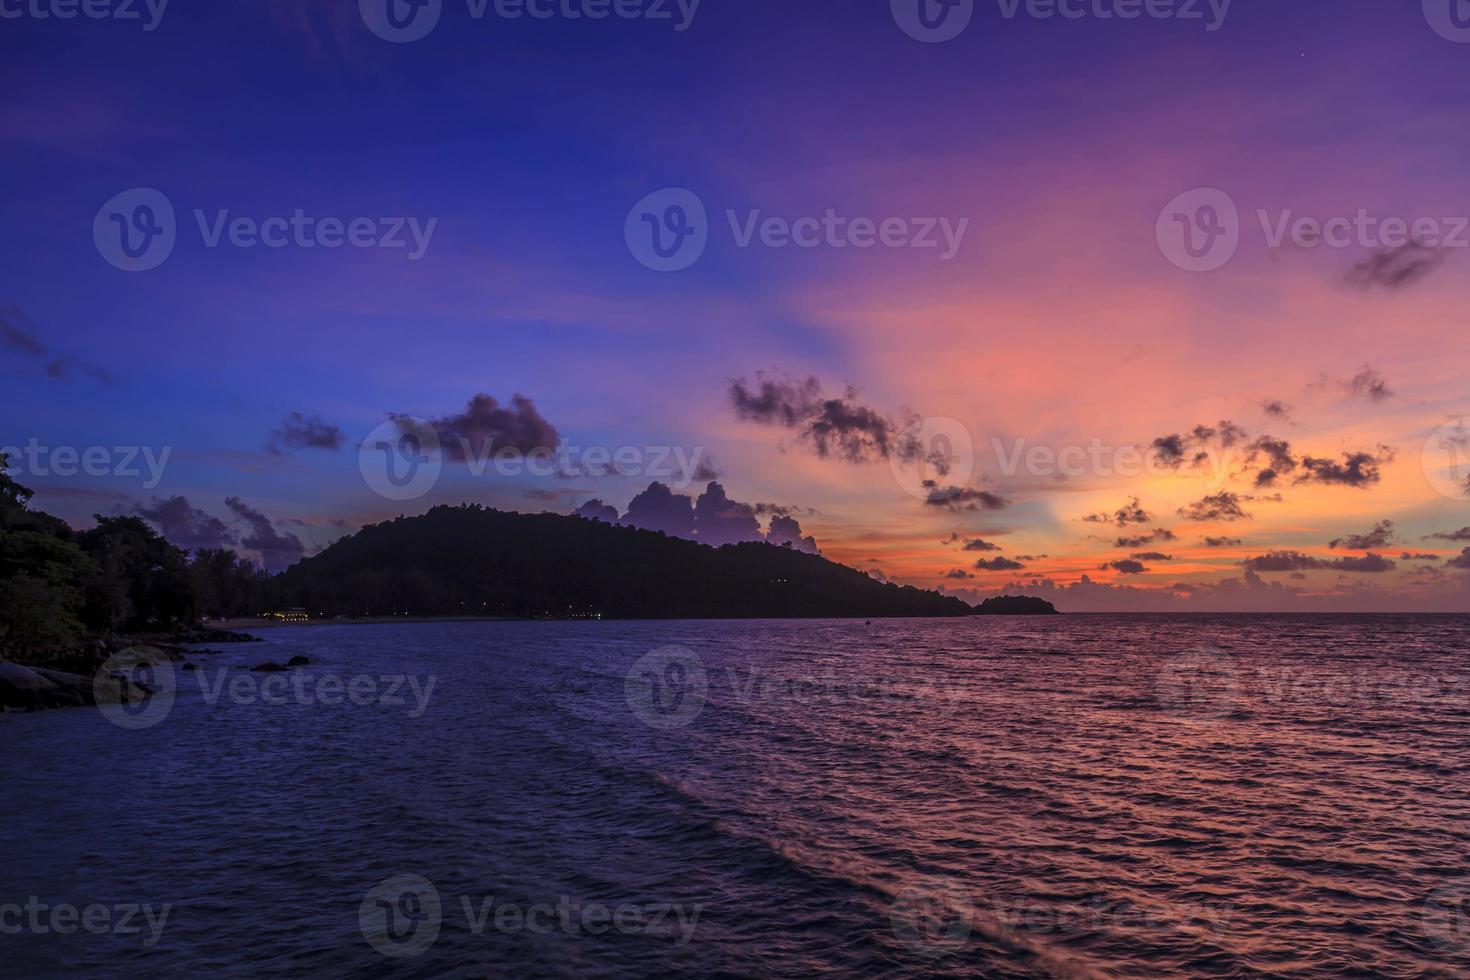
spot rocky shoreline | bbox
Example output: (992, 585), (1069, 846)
(0, 627), (261, 714)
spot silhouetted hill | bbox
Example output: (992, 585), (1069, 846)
(973, 595), (1060, 615)
(271, 505), (973, 619)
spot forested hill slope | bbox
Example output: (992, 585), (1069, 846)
(272, 504), (974, 619)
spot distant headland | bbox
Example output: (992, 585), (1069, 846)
(972, 595), (1061, 615)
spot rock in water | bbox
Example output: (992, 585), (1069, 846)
(0, 663), (151, 711)
(0, 663), (64, 710)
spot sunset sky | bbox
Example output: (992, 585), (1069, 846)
(4, 0), (1469, 610)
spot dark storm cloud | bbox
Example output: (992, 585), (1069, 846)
(225, 497), (306, 572)
(408, 393), (560, 463)
(1295, 448), (1392, 488)
(0, 307), (113, 383)
(974, 556), (1024, 571)
(1178, 492), (1251, 523)
(1191, 421), (1247, 448)
(1202, 536), (1243, 548)
(729, 373), (823, 428)
(44, 357), (114, 384)
(573, 499), (619, 523)
(1329, 520), (1394, 550)
(923, 483), (1009, 512)
(1400, 552), (1440, 562)
(962, 538), (1002, 552)
(1426, 527), (1470, 542)
(1344, 243), (1445, 291)
(1447, 548), (1470, 571)
(1241, 550), (1397, 573)
(1115, 528), (1176, 548)
(135, 496), (238, 552)
(1083, 496), (1152, 527)
(766, 514), (820, 554)
(1148, 422), (1247, 470)
(621, 481), (696, 538)
(1150, 434), (1188, 468)
(605, 482), (820, 553)
(1247, 437), (1297, 478)
(693, 482), (764, 547)
(1131, 552), (1172, 561)
(945, 569), (975, 580)
(1102, 559), (1148, 574)
(1261, 400), (1292, 421)
(0, 309), (44, 355)
(1344, 366), (1394, 402)
(728, 372), (922, 465)
(268, 412), (346, 453)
